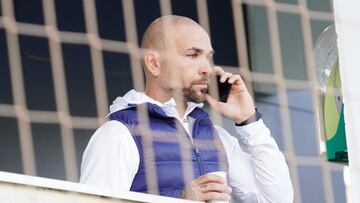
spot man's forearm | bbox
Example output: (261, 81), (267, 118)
(235, 120), (294, 202)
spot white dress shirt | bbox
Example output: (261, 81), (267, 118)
(80, 90), (293, 202)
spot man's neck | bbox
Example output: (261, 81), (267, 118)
(145, 86), (187, 118)
(174, 99), (186, 119)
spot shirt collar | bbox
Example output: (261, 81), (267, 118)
(139, 92), (204, 119)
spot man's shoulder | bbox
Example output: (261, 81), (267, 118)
(108, 107), (138, 125)
(103, 119), (132, 129)
(87, 120), (134, 149)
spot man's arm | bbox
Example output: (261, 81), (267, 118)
(216, 120), (294, 203)
(80, 120), (139, 191)
(205, 66), (293, 202)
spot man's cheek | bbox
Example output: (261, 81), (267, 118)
(184, 78), (196, 89)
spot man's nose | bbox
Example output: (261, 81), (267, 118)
(199, 57), (213, 74)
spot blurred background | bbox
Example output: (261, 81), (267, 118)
(0, 0), (347, 202)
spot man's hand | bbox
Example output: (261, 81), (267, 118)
(206, 66), (256, 124)
(181, 173), (232, 201)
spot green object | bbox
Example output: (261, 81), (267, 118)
(314, 24), (348, 163)
(323, 61), (347, 162)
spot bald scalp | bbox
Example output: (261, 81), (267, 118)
(141, 15), (200, 51)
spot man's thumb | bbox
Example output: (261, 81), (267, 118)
(205, 94), (220, 112)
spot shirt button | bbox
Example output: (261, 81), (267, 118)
(183, 118), (188, 123)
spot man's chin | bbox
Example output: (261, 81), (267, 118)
(182, 86), (208, 103)
(187, 90), (207, 103)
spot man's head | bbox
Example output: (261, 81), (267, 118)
(141, 15), (214, 103)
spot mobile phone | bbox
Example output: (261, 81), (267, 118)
(215, 76), (232, 102)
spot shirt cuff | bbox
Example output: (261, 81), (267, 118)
(234, 119), (274, 146)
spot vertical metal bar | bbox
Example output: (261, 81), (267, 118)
(1, 0), (37, 176)
(83, 0), (109, 122)
(159, 0), (172, 16)
(196, 0), (228, 180)
(122, 0), (159, 194)
(298, 1), (335, 202)
(196, 0), (210, 33)
(42, 0), (78, 181)
(159, 0), (199, 188)
(231, 0), (255, 96)
(195, 0), (224, 127)
(265, 0), (302, 202)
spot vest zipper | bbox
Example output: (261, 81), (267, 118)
(191, 117), (207, 176)
(194, 147), (205, 175)
(177, 116), (206, 176)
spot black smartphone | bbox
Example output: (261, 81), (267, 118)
(215, 76), (232, 102)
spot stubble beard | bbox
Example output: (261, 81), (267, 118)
(183, 81), (208, 103)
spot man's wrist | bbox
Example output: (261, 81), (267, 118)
(235, 108), (262, 126)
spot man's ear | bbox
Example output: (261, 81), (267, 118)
(144, 51), (161, 77)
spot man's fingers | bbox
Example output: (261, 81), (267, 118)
(228, 74), (242, 84)
(213, 65), (232, 83)
(205, 94), (219, 110)
(213, 66), (225, 75)
(184, 174), (231, 201)
(213, 66), (246, 86)
(201, 192), (231, 201)
(220, 72), (233, 83)
(194, 173), (226, 185)
(205, 94), (222, 111)
(200, 183), (232, 193)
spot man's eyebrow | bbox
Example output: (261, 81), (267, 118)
(186, 47), (215, 55)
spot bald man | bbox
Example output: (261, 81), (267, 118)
(80, 15), (293, 202)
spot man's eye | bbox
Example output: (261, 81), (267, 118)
(187, 54), (198, 59)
